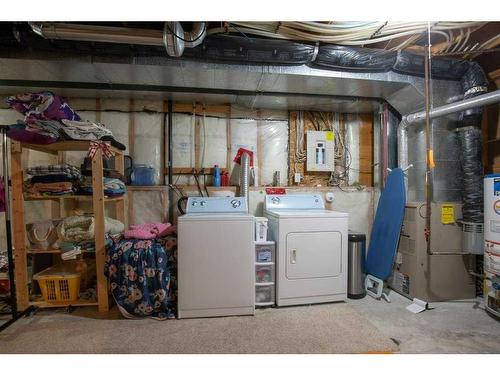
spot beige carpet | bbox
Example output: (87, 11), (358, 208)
(0, 303), (398, 354)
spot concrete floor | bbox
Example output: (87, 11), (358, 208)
(348, 291), (500, 354)
(1, 291), (499, 353)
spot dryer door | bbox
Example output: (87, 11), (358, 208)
(286, 231), (342, 279)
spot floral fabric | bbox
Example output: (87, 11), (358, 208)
(105, 235), (177, 320)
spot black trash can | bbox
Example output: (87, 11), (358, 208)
(348, 232), (366, 299)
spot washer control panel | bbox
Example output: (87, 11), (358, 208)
(186, 197), (248, 214)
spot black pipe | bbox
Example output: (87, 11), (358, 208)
(167, 100), (174, 221)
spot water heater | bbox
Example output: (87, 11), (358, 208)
(484, 174), (500, 318)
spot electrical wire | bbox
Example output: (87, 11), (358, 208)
(165, 22), (207, 43)
(208, 22), (487, 51)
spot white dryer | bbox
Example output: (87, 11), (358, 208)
(264, 194), (348, 306)
(178, 197), (255, 318)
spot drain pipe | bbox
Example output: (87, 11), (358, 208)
(29, 22), (206, 57)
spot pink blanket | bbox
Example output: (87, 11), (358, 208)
(124, 222), (176, 240)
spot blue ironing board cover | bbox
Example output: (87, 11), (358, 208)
(365, 168), (406, 280)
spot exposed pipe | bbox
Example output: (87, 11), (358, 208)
(405, 90), (500, 125)
(423, 43), (433, 256)
(167, 100), (174, 221)
(28, 22), (206, 57)
(29, 22), (164, 46)
(398, 89), (500, 173)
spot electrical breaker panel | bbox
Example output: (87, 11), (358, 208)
(306, 131), (335, 172)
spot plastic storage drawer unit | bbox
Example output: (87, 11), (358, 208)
(255, 241), (275, 263)
(255, 240), (276, 307)
(256, 263), (275, 283)
(255, 283), (275, 305)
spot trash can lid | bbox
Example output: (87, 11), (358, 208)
(348, 232), (366, 242)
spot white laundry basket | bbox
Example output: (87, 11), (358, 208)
(255, 217), (268, 242)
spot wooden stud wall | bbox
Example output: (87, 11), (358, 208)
(289, 111), (374, 187)
(357, 113), (375, 187)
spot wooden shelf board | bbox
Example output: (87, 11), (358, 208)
(26, 249), (95, 254)
(30, 299), (98, 308)
(24, 195), (125, 202)
(127, 185), (168, 191)
(20, 141), (123, 155)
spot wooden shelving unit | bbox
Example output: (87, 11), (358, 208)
(10, 140), (126, 312)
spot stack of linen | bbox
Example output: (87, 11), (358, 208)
(24, 164), (81, 197)
(4, 91), (126, 150)
(78, 176), (126, 198)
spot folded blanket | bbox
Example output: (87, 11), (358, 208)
(5, 91), (81, 123)
(26, 164), (81, 179)
(57, 215), (124, 242)
(31, 174), (76, 184)
(124, 222), (174, 240)
(32, 182), (73, 193)
(60, 119), (112, 141)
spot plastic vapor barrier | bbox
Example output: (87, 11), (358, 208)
(101, 112), (130, 151)
(133, 112), (162, 185)
(131, 190), (165, 225)
(258, 120), (289, 186)
(229, 118), (258, 184)
(199, 116), (228, 169)
(345, 114), (361, 185)
(172, 113), (195, 185)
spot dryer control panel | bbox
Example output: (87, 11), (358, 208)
(264, 194), (325, 211)
(186, 197), (248, 214)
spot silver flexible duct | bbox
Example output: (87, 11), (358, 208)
(240, 152), (250, 203)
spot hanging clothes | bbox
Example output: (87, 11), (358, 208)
(105, 235), (177, 320)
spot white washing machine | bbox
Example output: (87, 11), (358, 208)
(265, 194), (348, 306)
(178, 196), (255, 318)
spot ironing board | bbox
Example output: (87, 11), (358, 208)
(365, 168), (406, 301)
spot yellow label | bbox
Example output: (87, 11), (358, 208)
(325, 131), (334, 141)
(441, 204), (455, 224)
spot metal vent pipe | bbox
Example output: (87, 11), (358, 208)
(29, 22), (206, 57)
(398, 89), (500, 173)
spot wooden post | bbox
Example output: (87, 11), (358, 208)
(128, 99), (135, 158)
(91, 148), (109, 312)
(114, 151), (126, 226)
(10, 142), (29, 310)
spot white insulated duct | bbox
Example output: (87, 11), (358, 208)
(29, 22), (206, 57)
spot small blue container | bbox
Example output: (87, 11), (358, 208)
(213, 165), (221, 187)
(131, 164), (156, 186)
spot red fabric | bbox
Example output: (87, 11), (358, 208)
(265, 188), (286, 195)
(233, 148), (254, 167)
